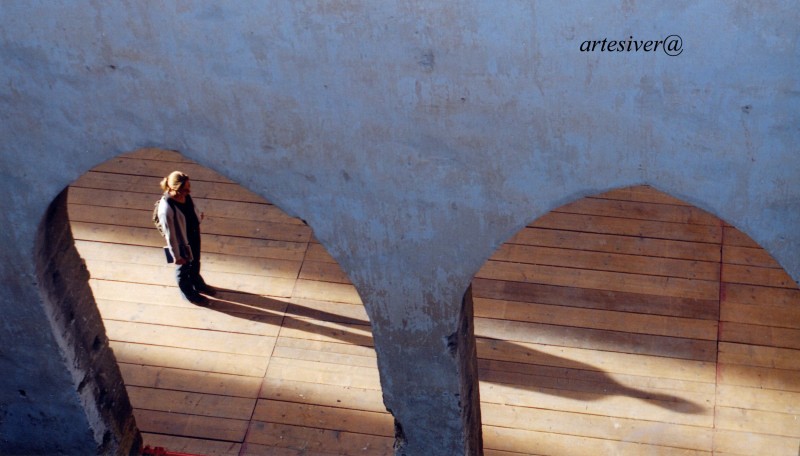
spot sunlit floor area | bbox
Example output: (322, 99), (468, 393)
(67, 149), (799, 455)
(473, 187), (800, 455)
(68, 149), (393, 455)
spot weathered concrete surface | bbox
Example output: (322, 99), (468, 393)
(1, 1), (798, 454)
(33, 190), (140, 455)
(0, 187), (140, 455)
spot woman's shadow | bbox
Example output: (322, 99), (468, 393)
(477, 337), (706, 414)
(202, 288), (704, 415)
(203, 287), (374, 347)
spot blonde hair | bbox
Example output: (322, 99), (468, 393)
(160, 171), (189, 194)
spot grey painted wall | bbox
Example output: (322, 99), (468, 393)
(1, 1), (798, 454)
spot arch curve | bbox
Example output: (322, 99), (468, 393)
(35, 187), (141, 454)
(36, 148), (393, 453)
(467, 185), (800, 454)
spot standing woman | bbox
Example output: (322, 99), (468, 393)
(158, 171), (214, 304)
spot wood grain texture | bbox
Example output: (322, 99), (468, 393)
(68, 155), (800, 455)
(474, 185), (800, 455)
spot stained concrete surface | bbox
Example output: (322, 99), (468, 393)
(1, 2), (798, 454)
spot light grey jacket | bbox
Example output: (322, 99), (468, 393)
(158, 194), (202, 262)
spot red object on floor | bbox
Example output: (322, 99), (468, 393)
(141, 446), (206, 456)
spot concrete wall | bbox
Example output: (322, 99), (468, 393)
(1, 1), (798, 454)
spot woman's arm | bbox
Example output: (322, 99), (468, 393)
(158, 197), (184, 263)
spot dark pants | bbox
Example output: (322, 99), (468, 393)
(176, 240), (207, 301)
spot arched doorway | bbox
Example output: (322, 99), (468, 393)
(64, 148), (394, 454)
(471, 186), (800, 455)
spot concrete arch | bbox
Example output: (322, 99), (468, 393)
(32, 187), (140, 454)
(3, 2), (799, 454)
(467, 179), (800, 297)
(30, 148), (393, 454)
(467, 185), (800, 454)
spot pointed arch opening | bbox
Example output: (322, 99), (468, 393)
(39, 148), (394, 454)
(468, 185), (800, 455)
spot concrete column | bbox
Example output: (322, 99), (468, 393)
(13, 188), (141, 455)
(370, 287), (482, 455)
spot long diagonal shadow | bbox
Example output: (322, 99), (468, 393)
(204, 287), (374, 348)
(478, 338), (706, 414)
(201, 288), (703, 414)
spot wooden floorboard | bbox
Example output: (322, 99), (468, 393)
(474, 186), (800, 455)
(66, 153), (800, 455)
(241, 422), (393, 455)
(508, 226), (722, 261)
(473, 297), (718, 340)
(119, 363), (263, 398)
(142, 433), (242, 456)
(127, 385), (257, 420)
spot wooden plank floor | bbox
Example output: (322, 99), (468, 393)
(68, 149), (393, 456)
(474, 187), (800, 456)
(67, 149), (800, 455)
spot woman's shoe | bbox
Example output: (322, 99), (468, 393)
(183, 293), (208, 306)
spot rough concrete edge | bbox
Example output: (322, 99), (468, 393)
(34, 187), (141, 455)
(383, 286), (484, 456)
(457, 285), (484, 456)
